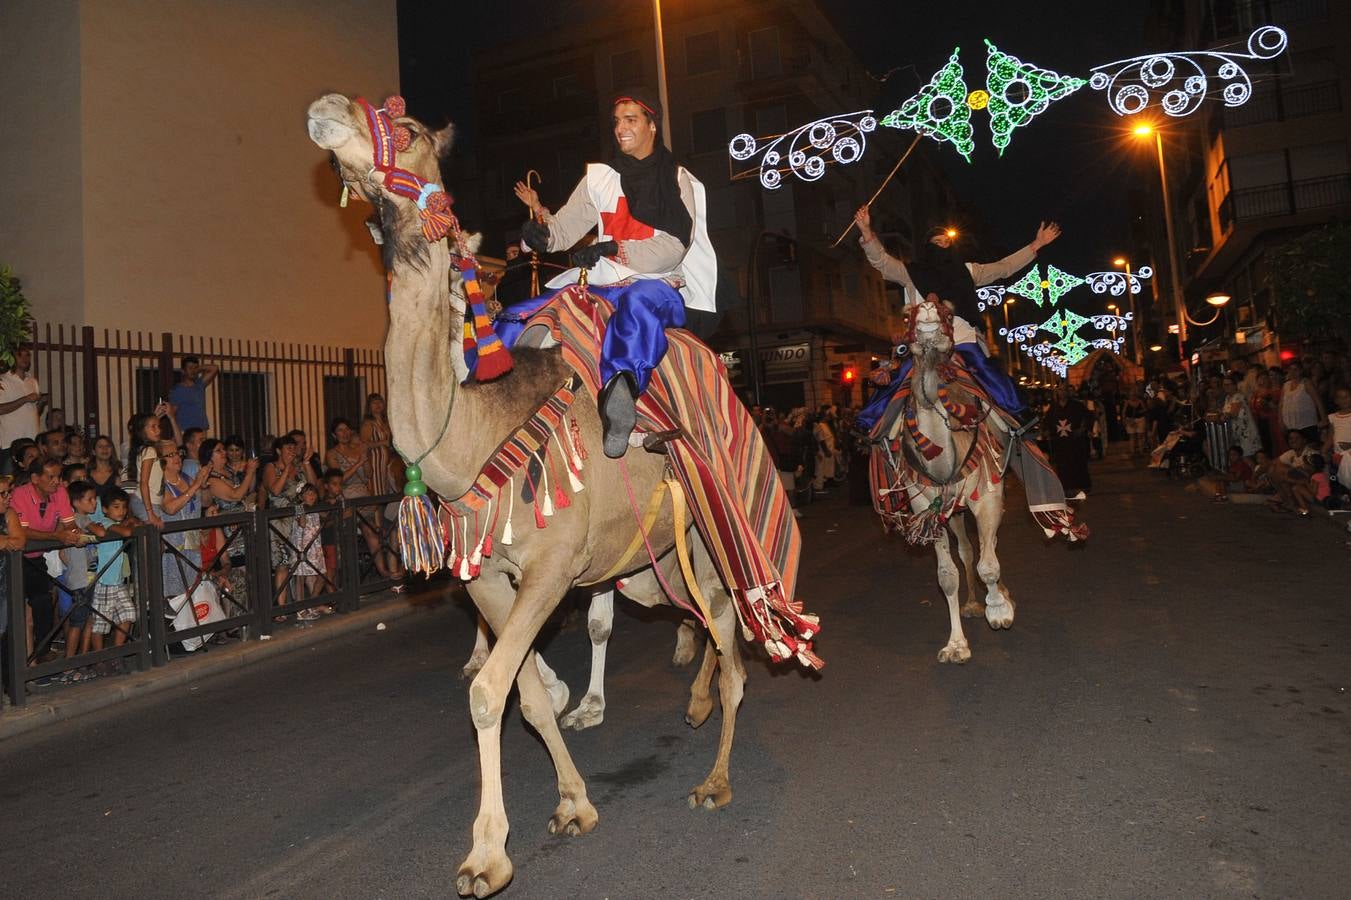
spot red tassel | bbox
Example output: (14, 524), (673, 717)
(482, 534), (493, 558)
(533, 498), (547, 529)
(554, 485), (570, 509)
(472, 347), (514, 381)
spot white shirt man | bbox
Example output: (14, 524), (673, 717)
(0, 348), (44, 449)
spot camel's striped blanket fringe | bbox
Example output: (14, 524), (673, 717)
(529, 285), (821, 669)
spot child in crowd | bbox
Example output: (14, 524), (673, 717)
(289, 483), (327, 621)
(86, 488), (140, 651)
(321, 468), (343, 592)
(62, 463), (88, 486)
(1199, 445), (1254, 503)
(58, 481), (99, 665)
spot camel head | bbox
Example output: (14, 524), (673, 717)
(903, 294), (956, 359)
(306, 92), (456, 267)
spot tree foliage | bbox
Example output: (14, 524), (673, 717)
(1265, 224), (1351, 341)
(0, 266), (33, 368)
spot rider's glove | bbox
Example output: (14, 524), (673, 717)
(570, 240), (619, 270)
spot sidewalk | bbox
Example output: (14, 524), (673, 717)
(0, 589), (440, 742)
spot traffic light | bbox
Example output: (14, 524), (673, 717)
(842, 366), (857, 385)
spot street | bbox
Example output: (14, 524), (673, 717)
(1, 457), (1347, 899)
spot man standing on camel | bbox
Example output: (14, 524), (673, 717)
(514, 89), (716, 458)
(853, 206), (1060, 430)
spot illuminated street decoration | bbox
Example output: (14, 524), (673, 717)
(1052, 330), (1091, 365)
(984, 40), (1086, 156)
(1088, 313), (1133, 332)
(741, 27), (1288, 179)
(1087, 265), (1153, 296)
(1001, 323), (1041, 345)
(1041, 307), (1090, 339)
(1007, 264), (1086, 307)
(880, 50), (976, 162)
(1089, 26), (1287, 118)
(728, 110), (877, 190)
(1090, 336), (1127, 353)
(976, 284), (1008, 312)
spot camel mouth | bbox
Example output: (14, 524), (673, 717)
(307, 94), (357, 149)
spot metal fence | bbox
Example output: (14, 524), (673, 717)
(27, 323), (387, 454)
(2, 493), (405, 708)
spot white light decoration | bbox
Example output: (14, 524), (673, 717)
(976, 285), (1008, 311)
(728, 110), (877, 190)
(1090, 337), (1128, 354)
(1086, 265), (1153, 296)
(1001, 323), (1041, 345)
(1089, 26), (1288, 118)
(1088, 312), (1134, 332)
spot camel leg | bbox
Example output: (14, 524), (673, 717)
(456, 569), (577, 898)
(559, 588), (613, 731)
(685, 637), (719, 729)
(462, 613), (490, 679)
(687, 593), (745, 810)
(533, 654), (571, 719)
(934, 532), (971, 664)
(672, 618), (700, 666)
(975, 496), (1015, 630)
(950, 516), (985, 618)
(518, 651), (598, 836)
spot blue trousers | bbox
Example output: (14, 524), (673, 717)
(857, 343), (1025, 431)
(494, 279), (687, 394)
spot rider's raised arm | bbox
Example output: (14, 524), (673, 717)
(541, 176), (600, 252)
(618, 169), (695, 274)
(968, 244), (1037, 287)
(858, 234), (916, 292)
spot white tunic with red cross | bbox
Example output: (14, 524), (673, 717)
(546, 163), (718, 313)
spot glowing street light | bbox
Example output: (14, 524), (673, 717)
(1129, 119), (1187, 363)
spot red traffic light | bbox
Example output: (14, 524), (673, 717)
(842, 367), (856, 383)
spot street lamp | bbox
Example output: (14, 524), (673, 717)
(1112, 256), (1143, 364)
(1184, 292), (1231, 327)
(1130, 122), (1187, 364)
(652, 0), (673, 150)
(1002, 296), (1017, 376)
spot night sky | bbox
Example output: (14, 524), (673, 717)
(401, 0), (1159, 328)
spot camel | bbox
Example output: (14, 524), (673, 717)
(875, 297), (1014, 664)
(307, 93), (765, 898)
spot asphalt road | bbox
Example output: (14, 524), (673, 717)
(1, 457), (1347, 899)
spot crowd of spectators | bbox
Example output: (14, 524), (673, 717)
(0, 349), (408, 689)
(751, 403), (862, 516)
(1143, 351), (1351, 519)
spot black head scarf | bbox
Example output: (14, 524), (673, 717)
(906, 228), (980, 323)
(609, 89), (693, 247)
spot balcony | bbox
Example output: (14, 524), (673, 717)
(1222, 80), (1342, 128)
(1218, 173), (1351, 231)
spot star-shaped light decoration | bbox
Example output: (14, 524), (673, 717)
(1052, 330), (1091, 365)
(1009, 264), (1086, 307)
(1040, 307), (1090, 338)
(881, 49), (976, 162)
(984, 40), (1086, 156)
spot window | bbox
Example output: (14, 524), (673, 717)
(497, 87), (525, 114)
(754, 104), (787, 137)
(749, 27), (781, 79)
(690, 107), (726, 156)
(217, 372), (269, 451)
(553, 73), (581, 99)
(611, 49), (643, 89)
(685, 31), (719, 76)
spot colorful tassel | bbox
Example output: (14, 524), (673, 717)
(458, 260), (513, 381)
(502, 478), (515, 545)
(396, 464), (445, 576)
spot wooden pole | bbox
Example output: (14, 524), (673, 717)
(831, 133), (923, 248)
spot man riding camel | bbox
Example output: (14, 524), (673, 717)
(514, 89), (716, 457)
(853, 206), (1060, 431)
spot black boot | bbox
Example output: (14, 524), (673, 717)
(598, 372), (638, 458)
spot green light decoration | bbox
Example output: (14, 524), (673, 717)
(1052, 330), (1091, 365)
(984, 40), (1086, 156)
(1040, 307), (1090, 339)
(1007, 264), (1086, 307)
(880, 49), (975, 163)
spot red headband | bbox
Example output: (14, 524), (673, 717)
(613, 96), (657, 117)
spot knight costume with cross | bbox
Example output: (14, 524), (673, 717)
(516, 89), (717, 458)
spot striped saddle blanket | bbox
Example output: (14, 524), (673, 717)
(523, 285), (820, 668)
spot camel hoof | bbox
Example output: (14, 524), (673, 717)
(937, 642), (971, 664)
(461, 649), (489, 680)
(547, 798), (599, 836)
(960, 600), (986, 618)
(685, 697), (714, 729)
(985, 599), (1015, 630)
(687, 778), (732, 810)
(455, 856), (512, 898)
(559, 693), (605, 730)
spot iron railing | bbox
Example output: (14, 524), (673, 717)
(2, 493), (406, 708)
(1217, 173), (1351, 231)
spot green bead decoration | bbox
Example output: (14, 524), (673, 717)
(403, 464), (428, 497)
(881, 48), (976, 163)
(985, 40), (1086, 157)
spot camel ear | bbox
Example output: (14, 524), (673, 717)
(430, 123), (455, 159)
(463, 231), (482, 254)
